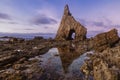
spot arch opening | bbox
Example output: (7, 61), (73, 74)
(67, 29), (75, 40)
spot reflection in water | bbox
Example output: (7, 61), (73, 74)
(39, 43), (90, 80)
(58, 43), (87, 73)
(0, 38), (9, 41)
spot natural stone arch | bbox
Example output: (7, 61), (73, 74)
(67, 29), (75, 40)
(55, 5), (87, 41)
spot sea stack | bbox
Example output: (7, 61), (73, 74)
(55, 5), (87, 41)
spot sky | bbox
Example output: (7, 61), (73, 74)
(0, 0), (120, 37)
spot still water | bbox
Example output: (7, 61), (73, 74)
(38, 47), (93, 80)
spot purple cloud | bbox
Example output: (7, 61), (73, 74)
(0, 12), (11, 20)
(7, 22), (18, 24)
(78, 18), (120, 37)
(31, 14), (57, 25)
(79, 18), (111, 28)
(24, 28), (34, 30)
(115, 25), (120, 28)
(92, 21), (106, 27)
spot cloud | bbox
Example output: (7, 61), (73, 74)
(79, 18), (115, 29)
(23, 28), (34, 30)
(92, 21), (106, 27)
(31, 14), (58, 25)
(78, 18), (120, 37)
(0, 20), (19, 25)
(0, 12), (11, 20)
(115, 25), (120, 28)
(79, 19), (107, 28)
(8, 22), (18, 24)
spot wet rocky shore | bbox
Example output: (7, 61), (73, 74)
(0, 37), (69, 80)
(0, 35), (119, 80)
(81, 46), (120, 80)
(0, 37), (89, 80)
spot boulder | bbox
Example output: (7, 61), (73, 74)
(55, 5), (87, 41)
(93, 29), (119, 52)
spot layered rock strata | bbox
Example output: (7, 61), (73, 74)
(93, 29), (119, 52)
(55, 5), (87, 41)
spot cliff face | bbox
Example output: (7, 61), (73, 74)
(55, 5), (87, 41)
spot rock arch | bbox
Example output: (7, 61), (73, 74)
(55, 5), (87, 40)
(67, 29), (75, 40)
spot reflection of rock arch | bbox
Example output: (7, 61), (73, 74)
(55, 5), (87, 40)
(57, 44), (86, 73)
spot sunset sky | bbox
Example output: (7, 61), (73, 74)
(0, 0), (120, 36)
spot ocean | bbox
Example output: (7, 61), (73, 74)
(0, 33), (56, 40)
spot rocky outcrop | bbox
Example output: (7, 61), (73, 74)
(93, 29), (119, 52)
(80, 46), (120, 80)
(9, 37), (25, 43)
(55, 5), (87, 41)
(33, 36), (44, 40)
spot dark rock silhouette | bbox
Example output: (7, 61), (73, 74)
(55, 5), (87, 40)
(93, 28), (119, 52)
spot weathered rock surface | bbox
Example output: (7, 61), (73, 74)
(93, 29), (119, 52)
(81, 46), (120, 80)
(0, 58), (44, 80)
(55, 5), (87, 41)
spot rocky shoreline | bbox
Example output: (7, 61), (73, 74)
(0, 37), (70, 80)
(0, 36), (119, 80)
(81, 46), (120, 80)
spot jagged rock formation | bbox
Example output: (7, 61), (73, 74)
(93, 29), (119, 52)
(55, 5), (87, 40)
(81, 46), (120, 80)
